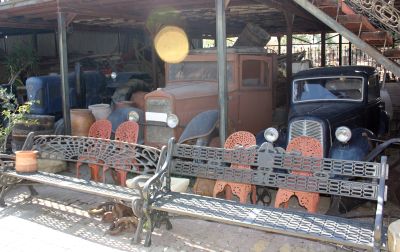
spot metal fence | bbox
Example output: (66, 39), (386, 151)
(267, 40), (399, 81)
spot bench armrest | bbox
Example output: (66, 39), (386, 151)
(373, 156), (388, 250)
(143, 139), (175, 204)
(126, 175), (152, 198)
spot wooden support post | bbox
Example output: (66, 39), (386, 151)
(321, 32), (326, 67)
(339, 35), (343, 66)
(216, 0), (228, 146)
(57, 12), (71, 135)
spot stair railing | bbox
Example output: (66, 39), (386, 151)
(345, 0), (400, 36)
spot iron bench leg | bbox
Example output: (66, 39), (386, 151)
(0, 185), (13, 207)
(132, 217), (145, 244)
(28, 185), (38, 196)
(142, 211), (172, 247)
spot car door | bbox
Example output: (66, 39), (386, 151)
(237, 55), (273, 134)
(365, 74), (382, 134)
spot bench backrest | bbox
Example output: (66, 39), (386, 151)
(168, 140), (387, 201)
(24, 134), (160, 175)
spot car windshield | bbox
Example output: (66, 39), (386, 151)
(293, 77), (363, 103)
(168, 61), (233, 82)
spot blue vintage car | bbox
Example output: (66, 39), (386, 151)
(261, 66), (391, 214)
(263, 66), (389, 161)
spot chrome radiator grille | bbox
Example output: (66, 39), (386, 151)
(146, 98), (173, 144)
(146, 98), (172, 113)
(289, 119), (324, 147)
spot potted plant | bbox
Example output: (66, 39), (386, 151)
(0, 88), (33, 153)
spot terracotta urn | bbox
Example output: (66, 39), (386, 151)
(70, 109), (96, 136)
(113, 101), (135, 110)
(88, 104), (112, 121)
(15, 150), (38, 173)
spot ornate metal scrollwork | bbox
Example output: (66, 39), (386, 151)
(31, 135), (160, 175)
(345, 0), (400, 36)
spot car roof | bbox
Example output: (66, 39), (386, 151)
(293, 66), (376, 79)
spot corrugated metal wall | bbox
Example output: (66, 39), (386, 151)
(2, 31), (138, 57)
(68, 31), (120, 55)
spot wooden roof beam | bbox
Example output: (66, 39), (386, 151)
(255, 0), (320, 22)
(0, 19), (55, 29)
(0, 0), (55, 11)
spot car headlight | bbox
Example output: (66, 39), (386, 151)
(128, 111), (139, 122)
(264, 127), (279, 143)
(335, 126), (352, 143)
(167, 114), (179, 128)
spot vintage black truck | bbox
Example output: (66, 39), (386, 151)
(261, 66), (393, 214)
(263, 66), (389, 161)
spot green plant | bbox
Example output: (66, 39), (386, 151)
(4, 43), (38, 88)
(0, 88), (33, 153)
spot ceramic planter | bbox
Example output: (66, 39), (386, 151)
(15, 150), (39, 173)
(88, 104), (112, 121)
(70, 109), (96, 136)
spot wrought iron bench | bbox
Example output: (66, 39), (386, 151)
(138, 138), (388, 251)
(0, 134), (160, 228)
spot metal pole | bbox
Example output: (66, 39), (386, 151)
(216, 0), (228, 146)
(293, 0), (400, 77)
(151, 39), (158, 88)
(349, 42), (352, 65)
(338, 35), (342, 66)
(74, 62), (82, 108)
(321, 32), (326, 67)
(285, 12), (294, 81)
(277, 35), (281, 55)
(57, 12), (71, 135)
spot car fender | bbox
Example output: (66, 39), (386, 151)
(178, 110), (219, 144)
(329, 128), (374, 161)
(378, 110), (389, 136)
(256, 127), (287, 148)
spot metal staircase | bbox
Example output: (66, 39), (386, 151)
(344, 0), (400, 36)
(293, 0), (400, 76)
(315, 0), (394, 47)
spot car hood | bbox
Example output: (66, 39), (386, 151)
(160, 82), (218, 100)
(289, 102), (365, 122)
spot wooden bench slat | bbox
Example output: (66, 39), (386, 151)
(152, 192), (379, 250)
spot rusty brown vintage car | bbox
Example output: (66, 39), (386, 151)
(141, 47), (278, 147)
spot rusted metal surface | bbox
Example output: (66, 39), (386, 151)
(144, 49), (276, 147)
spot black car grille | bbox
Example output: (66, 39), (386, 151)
(288, 119), (324, 148)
